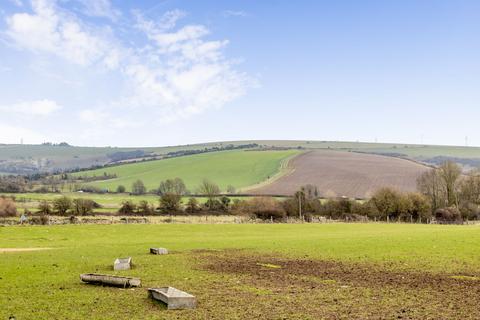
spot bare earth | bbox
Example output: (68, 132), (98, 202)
(251, 150), (430, 198)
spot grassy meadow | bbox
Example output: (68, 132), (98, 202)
(1, 223), (480, 319)
(72, 149), (299, 192)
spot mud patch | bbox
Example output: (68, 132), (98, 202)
(0, 247), (53, 253)
(195, 250), (480, 319)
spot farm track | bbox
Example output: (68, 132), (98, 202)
(251, 150), (430, 198)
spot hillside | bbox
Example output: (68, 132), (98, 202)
(249, 150), (430, 198)
(73, 150), (299, 192)
(2, 140), (480, 174)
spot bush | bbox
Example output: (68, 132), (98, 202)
(116, 185), (126, 193)
(72, 198), (100, 216)
(37, 200), (52, 215)
(53, 196), (72, 216)
(138, 200), (155, 215)
(0, 197), (17, 217)
(435, 207), (463, 224)
(118, 201), (137, 215)
(159, 194), (182, 213)
(239, 197), (286, 221)
(185, 198), (201, 214)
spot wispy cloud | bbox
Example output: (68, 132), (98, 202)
(8, 0), (23, 7)
(0, 99), (62, 116)
(222, 10), (248, 18)
(77, 0), (121, 21)
(3, 0), (255, 136)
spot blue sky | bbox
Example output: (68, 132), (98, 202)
(1, 0), (479, 147)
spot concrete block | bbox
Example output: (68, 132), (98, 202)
(148, 287), (196, 310)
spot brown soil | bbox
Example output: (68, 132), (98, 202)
(194, 250), (480, 319)
(251, 150), (429, 198)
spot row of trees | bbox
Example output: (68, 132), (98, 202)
(127, 178), (236, 196)
(417, 161), (480, 221)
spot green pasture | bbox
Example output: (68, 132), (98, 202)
(1, 223), (479, 319)
(72, 150), (299, 192)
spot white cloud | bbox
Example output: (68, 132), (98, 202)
(6, 0), (121, 68)
(0, 124), (45, 144)
(4, 2), (254, 130)
(0, 99), (62, 116)
(77, 0), (121, 21)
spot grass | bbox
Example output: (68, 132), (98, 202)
(1, 223), (480, 319)
(72, 150), (299, 192)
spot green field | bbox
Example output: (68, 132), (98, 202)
(73, 150), (299, 192)
(1, 223), (480, 319)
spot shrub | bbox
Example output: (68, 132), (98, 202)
(0, 197), (17, 217)
(138, 200), (155, 215)
(435, 207), (462, 224)
(241, 197), (286, 221)
(185, 197), (201, 214)
(118, 201), (137, 215)
(53, 196), (72, 216)
(116, 185), (126, 193)
(159, 194), (182, 213)
(37, 200), (52, 215)
(72, 198), (100, 216)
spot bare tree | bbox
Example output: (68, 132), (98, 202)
(438, 161), (462, 207)
(417, 168), (445, 211)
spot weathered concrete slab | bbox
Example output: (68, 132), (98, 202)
(80, 273), (141, 287)
(114, 257), (132, 270)
(148, 287), (196, 310)
(150, 248), (168, 255)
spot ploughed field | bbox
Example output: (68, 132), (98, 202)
(1, 224), (480, 319)
(251, 150), (430, 198)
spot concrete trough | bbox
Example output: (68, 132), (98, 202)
(148, 287), (196, 310)
(114, 257), (132, 270)
(150, 248), (168, 255)
(80, 273), (141, 288)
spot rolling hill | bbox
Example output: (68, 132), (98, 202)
(72, 150), (299, 192)
(3, 140), (480, 174)
(248, 150), (430, 198)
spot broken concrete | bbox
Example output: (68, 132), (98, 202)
(80, 273), (141, 287)
(150, 248), (168, 255)
(114, 257), (132, 270)
(148, 287), (196, 310)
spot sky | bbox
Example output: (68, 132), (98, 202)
(1, 0), (480, 147)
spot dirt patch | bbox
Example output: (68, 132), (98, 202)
(194, 250), (480, 319)
(0, 247), (53, 253)
(251, 150), (429, 198)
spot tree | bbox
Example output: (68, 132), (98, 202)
(53, 196), (72, 215)
(131, 180), (146, 195)
(370, 188), (403, 221)
(417, 168), (445, 212)
(72, 198), (98, 216)
(116, 185), (126, 193)
(404, 193), (431, 222)
(159, 194), (182, 213)
(438, 161), (462, 207)
(197, 179), (220, 210)
(158, 178), (187, 196)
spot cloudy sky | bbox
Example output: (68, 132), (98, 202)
(1, 0), (480, 147)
